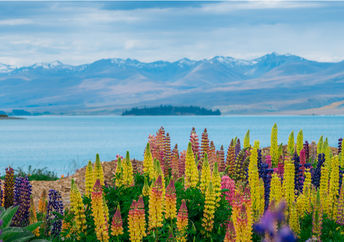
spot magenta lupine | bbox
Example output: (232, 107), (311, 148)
(221, 176), (236, 206)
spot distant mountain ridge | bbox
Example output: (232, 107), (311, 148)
(1, 53), (344, 115)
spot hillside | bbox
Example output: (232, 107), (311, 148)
(1, 53), (344, 115)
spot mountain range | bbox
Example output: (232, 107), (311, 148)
(1, 53), (344, 115)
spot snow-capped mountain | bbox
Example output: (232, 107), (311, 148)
(0, 53), (343, 114)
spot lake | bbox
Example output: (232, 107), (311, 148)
(0, 115), (343, 175)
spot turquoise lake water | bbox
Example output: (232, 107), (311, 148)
(0, 115), (343, 175)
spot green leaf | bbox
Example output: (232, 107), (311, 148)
(0, 206), (19, 228)
(0, 227), (33, 241)
(25, 221), (42, 232)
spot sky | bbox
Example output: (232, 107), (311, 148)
(1, 1), (344, 66)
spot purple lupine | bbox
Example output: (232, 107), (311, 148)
(46, 189), (64, 237)
(312, 154), (325, 189)
(338, 138), (343, 155)
(0, 180), (3, 207)
(12, 177), (32, 227)
(254, 201), (297, 242)
(4, 167), (14, 208)
(293, 152), (303, 194)
(235, 138), (241, 158)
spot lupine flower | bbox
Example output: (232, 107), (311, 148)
(136, 196), (146, 239)
(304, 141), (310, 161)
(208, 141), (216, 169)
(0, 180), (3, 207)
(47, 189), (64, 237)
(115, 157), (124, 187)
(337, 182), (344, 225)
(164, 133), (172, 176)
(190, 127), (200, 161)
(212, 162), (222, 208)
(303, 169), (312, 214)
(231, 188), (253, 242)
(111, 205), (123, 237)
(142, 176), (150, 197)
(269, 173), (282, 207)
(287, 131), (295, 155)
(270, 123), (279, 167)
(171, 144), (180, 178)
(91, 180), (109, 242)
(283, 157), (295, 209)
(217, 145), (226, 172)
(254, 200), (296, 242)
(184, 142), (198, 189)
(4, 167), (14, 208)
(244, 130), (250, 149)
(312, 154), (325, 188)
(179, 150), (186, 177)
(29, 196), (39, 236)
(317, 136), (323, 155)
(224, 221), (235, 242)
(235, 138), (241, 158)
(248, 147), (262, 221)
(70, 179), (86, 234)
(289, 202), (300, 235)
(328, 155), (339, 219)
(123, 151), (134, 186)
(341, 139), (344, 168)
(149, 176), (164, 229)
(177, 200), (188, 242)
(296, 130), (303, 156)
(221, 176), (235, 206)
(200, 153), (211, 194)
(225, 144), (236, 176)
(202, 181), (216, 234)
(200, 128), (210, 166)
(265, 155), (272, 169)
(312, 190), (323, 240)
(38, 189), (47, 215)
(12, 177), (32, 227)
(143, 143), (154, 180)
(85, 160), (95, 196)
(232, 149), (248, 182)
(165, 180), (177, 219)
(319, 165), (329, 214)
(94, 154), (105, 186)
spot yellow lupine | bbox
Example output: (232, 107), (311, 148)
(283, 157), (295, 210)
(269, 173), (282, 207)
(115, 158), (124, 187)
(91, 179), (109, 242)
(184, 142), (198, 189)
(38, 189), (47, 215)
(287, 130), (295, 155)
(248, 147), (261, 221)
(85, 160), (95, 196)
(303, 169), (312, 214)
(296, 130), (303, 156)
(202, 181), (216, 234)
(94, 154), (105, 186)
(289, 202), (300, 235)
(176, 200), (188, 242)
(143, 143), (154, 180)
(270, 123), (279, 167)
(200, 153), (211, 194)
(123, 151), (134, 186)
(328, 155), (339, 219)
(142, 176), (150, 196)
(211, 162), (222, 208)
(165, 179), (177, 220)
(148, 176), (164, 229)
(70, 179), (86, 234)
(319, 166), (329, 214)
(244, 129), (250, 149)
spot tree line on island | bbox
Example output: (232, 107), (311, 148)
(122, 105), (221, 116)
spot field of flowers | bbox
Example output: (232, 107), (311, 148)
(1, 124), (344, 241)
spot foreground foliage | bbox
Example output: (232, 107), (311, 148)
(1, 125), (344, 241)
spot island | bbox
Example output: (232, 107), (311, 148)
(122, 105), (221, 116)
(0, 114), (23, 120)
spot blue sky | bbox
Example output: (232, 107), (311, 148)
(1, 1), (344, 66)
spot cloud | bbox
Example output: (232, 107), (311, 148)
(0, 1), (343, 66)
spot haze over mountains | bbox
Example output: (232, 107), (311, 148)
(1, 53), (344, 115)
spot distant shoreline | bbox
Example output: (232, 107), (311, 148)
(0, 116), (24, 120)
